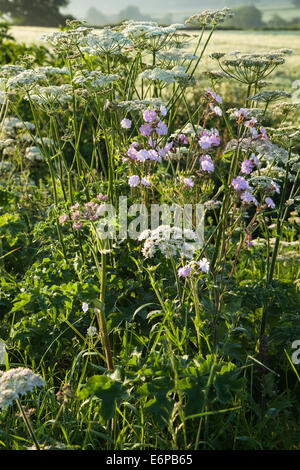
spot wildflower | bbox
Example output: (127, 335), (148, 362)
(259, 127), (269, 140)
(140, 123), (153, 136)
(73, 221), (83, 230)
(241, 159), (254, 174)
(160, 105), (167, 116)
(270, 180), (280, 194)
(198, 258), (210, 273)
(128, 175), (140, 187)
(97, 193), (109, 202)
(200, 155), (215, 173)
(265, 197), (275, 209)
(156, 120), (168, 136)
(199, 129), (220, 149)
(87, 326), (97, 337)
(207, 87), (222, 104)
(232, 176), (250, 192)
(82, 302), (89, 313)
(210, 104), (222, 116)
(127, 142), (139, 159)
(121, 118), (132, 129)
(59, 214), (68, 226)
(143, 109), (157, 122)
(241, 191), (258, 206)
(178, 265), (192, 277)
(0, 368), (45, 411)
(138, 225), (197, 260)
(183, 177), (194, 188)
(177, 134), (189, 145)
(141, 177), (151, 187)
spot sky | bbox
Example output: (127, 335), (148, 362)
(61, 1), (293, 20)
(62, 0), (231, 19)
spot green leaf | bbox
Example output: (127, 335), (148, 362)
(79, 375), (129, 420)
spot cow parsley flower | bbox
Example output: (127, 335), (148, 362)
(0, 368), (45, 411)
(139, 225), (197, 260)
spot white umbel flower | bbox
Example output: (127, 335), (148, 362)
(0, 368), (45, 411)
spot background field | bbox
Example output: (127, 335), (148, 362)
(10, 27), (300, 90)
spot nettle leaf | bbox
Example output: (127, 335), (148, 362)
(79, 375), (129, 420)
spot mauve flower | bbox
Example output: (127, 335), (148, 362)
(143, 109), (157, 122)
(241, 191), (258, 206)
(177, 133), (189, 145)
(199, 129), (220, 149)
(265, 197), (275, 209)
(200, 155), (214, 173)
(210, 104), (222, 116)
(156, 120), (168, 136)
(207, 87), (222, 104)
(244, 117), (257, 128)
(241, 159), (254, 174)
(121, 118), (132, 129)
(82, 302), (89, 313)
(136, 149), (150, 162)
(140, 123), (153, 136)
(128, 175), (140, 187)
(127, 142), (139, 159)
(232, 176), (250, 192)
(259, 127), (269, 140)
(184, 177), (194, 188)
(178, 265), (192, 277)
(73, 221), (83, 230)
(270, 180), (280, 194)
(160, 104), (167, 116)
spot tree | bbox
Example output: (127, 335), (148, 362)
(291, 0), (300, 7)
(117, 6), (152, 22)
(0, 0), (71, 26)
(86, 7), (107, 26)
(225, 5), (264, 29)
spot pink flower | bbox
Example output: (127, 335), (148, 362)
(59, 214), (68, 226)
(97, 193), (108, 202)
(199, 129), (220, 149)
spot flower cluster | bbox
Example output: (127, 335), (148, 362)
(138, 225), (197, 259)
(60, 197), (107, 230)
(178, 257), (210, 278)
(0, 368), (45, 411)
(185, 8), (234, 26)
